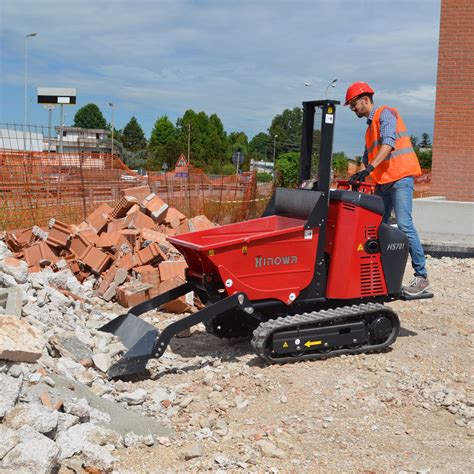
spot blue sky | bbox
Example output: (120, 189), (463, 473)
(0, 0), (440, 157)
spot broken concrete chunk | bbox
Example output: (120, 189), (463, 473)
(4, 403), (59, 435)
(0, 287), (23, 318)
(81, 441), (117, 471)
(92, 353), (112, 373)
(49, 332), (93, 365)
(0, 372), (23, 418)
(63, 397), (91, 421)
(57, 412), (80, 432)
(0, 316), (44, 363)
(1, 425), (60, 473)
(0, 425), (19, 460)
(0, 257), (29, 284)
(123, 431), (154, 448)
(0, 241), (13, 260)
(119, 388), (148, 405)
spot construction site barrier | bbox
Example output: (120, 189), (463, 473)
(0, 152), (273, 231)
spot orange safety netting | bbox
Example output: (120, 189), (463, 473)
(0, 152), (272, 231)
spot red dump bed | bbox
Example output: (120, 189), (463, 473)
(168, 215), (319, 304)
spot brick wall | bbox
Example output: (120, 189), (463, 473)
(431, 0), (474, 201)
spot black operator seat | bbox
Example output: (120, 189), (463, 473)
(329, 189), (384, 215)
(262, 187), (323, 221)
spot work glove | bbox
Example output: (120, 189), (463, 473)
(348, 164), (374, 185)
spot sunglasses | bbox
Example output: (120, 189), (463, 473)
(349, 96), (365, 109)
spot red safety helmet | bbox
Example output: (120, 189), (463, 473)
(344, 82), (375, 106)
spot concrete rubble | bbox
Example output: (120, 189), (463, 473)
(0, 192), (472, 471)
(0, 189), (215, 472)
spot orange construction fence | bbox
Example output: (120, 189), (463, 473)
(0, 152), (273, 231)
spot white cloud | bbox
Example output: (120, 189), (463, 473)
(0, 0), (441, 155)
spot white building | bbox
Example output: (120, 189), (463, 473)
(50, 127), (112, 154)
(0, 128), (44, 152)
(250, 159), (274, 174)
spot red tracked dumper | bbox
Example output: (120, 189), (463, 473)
(101, 100), (433, 379)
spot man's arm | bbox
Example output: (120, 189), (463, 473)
(367, 108), (396, 170)
(369, 144), (393, 169)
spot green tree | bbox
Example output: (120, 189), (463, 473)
(417, 150), (432, 169)
(73, 103), (107, 129)
(420, 132), (431, 148)
(227, 131), (249, 170)
(268, 107), (302, 156)
(256, 172), (273, 183)
(206, 113), (228, 170)
(249, 132), (271, 161)
(332, 152), (349, 177)
(175, 110), (227, 171)
(267, 107), (320, 177)
(150, 115), (176, 148)
(410, 135), (419, 150)
(220, 163), (236, 175)
(122, 117), (147, 152)
(148, 115), (179, 170)
(275, 151), (300, 188)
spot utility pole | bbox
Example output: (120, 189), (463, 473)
(44, 105), (55, 153)
(235, 151), (241, 175)
(24, 32), (37, 151)
(273, 134), (278, 176)
(59, 104), (65, 153)
(109, 102), (114, 157)
(187, 123), (191, 165)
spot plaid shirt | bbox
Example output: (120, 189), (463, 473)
(362, 106), (396, 165)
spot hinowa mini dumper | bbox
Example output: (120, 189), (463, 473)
(101, 100), (433, 379)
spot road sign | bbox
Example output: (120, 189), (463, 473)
(37, 87), (77, 105)
(232, 152), (245, 165)
(175, 153), (189, 167)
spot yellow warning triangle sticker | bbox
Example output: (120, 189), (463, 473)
(357, 243), (364, 251)
(283, 341), (288, 348)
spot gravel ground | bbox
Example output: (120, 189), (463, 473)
(110, 256), (474, 473)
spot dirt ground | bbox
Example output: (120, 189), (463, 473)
(111, 256), (473, 473)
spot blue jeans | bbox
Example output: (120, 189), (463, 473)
(376, 176), (427, 277)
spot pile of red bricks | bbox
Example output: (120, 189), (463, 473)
(3, 185), (215, 312)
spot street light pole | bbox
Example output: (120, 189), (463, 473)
(325, 78), (338, 98)
(24, 32), (37, 150)
(109, 102), (114, 157)
(187, 123), (191, 165)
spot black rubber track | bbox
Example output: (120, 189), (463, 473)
(251, 303), (400, 364)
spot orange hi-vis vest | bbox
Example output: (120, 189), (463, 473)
(365, 106), (421, 184)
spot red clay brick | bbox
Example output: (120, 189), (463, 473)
(158, 275), (192, 313)
(163, 207), (186, 229)
(133, 264), (160, 297)
(141, 194), (169, 223)
(47, 219), (72, 248)
(158, 260), (187, 282)
(123, 210), (155, 230)
(122, 185), (152, 202)
(24, 242), (57, 269)
(136, 242), (167, 266)
(69, 233), (91, 258)
(110, 196), (139, 219)
(79, 245), (113, 274)
(116, 282), (152, 308)
(85, 203), (112, 233)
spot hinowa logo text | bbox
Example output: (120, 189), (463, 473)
(255, 255), (298, 268)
